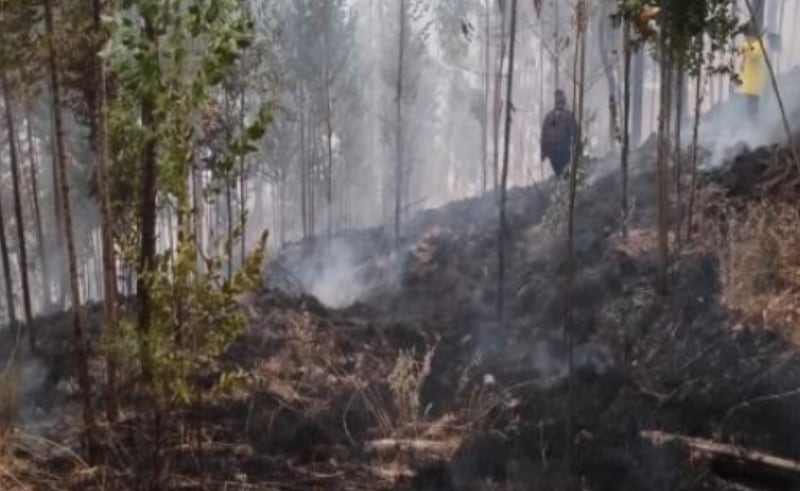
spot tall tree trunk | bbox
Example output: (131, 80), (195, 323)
(673, 59), (685, 243)
(138, 14), (159, 379)
(656, 0), (672, 295)
(226, 177), (233, 278)
(325, 88), (334, 240)
(92, 0), (119, 424)
(597, 2), (620, 153)
(1, 70), (35, 351)
(24, 110), (50, 314)
(565, 1), (588, 477)
(300, 93), (308, 239)
(621, 21), (632, 238)
(0, 176), (17, 337)
(239, 88), (246, 265)
(492, 0), (508, 191)
(496, 0), (518, 322)
(48, 91), (66, 310)
(482, 0), (490, 192)
(631, 48), (645, 146)
(687, 60), (703, 241)
(310, 124), (316, 236)
(394, 0), (406, 246)
(43, 0), (95, 451)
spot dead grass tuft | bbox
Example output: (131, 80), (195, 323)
(722, 201), (800, 344)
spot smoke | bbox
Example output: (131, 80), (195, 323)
(693, 67), (800, 170)
(288, 237), (385, 309)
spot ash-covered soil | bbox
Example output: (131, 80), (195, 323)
(6, 138), (800, 491)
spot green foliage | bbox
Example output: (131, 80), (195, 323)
(543, 164), (590, 231)
(105, 0), (272, 405)
(611, 0), (741, 78)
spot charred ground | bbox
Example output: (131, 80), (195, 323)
(4, 137), (800, 491)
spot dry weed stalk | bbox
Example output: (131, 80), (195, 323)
(387, 344), (435, 433)
(722, 201), (800, 343)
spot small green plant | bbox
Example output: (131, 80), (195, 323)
(542, 163), (589, 232)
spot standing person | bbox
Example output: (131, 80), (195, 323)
(541, 89), (581, 178)
(739, 25), (767, 120)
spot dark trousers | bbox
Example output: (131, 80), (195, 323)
(548, 148), (571, 178)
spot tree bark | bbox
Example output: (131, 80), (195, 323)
(300, 91), (308, 239)
(686, 65), (703, 241)
(496, 0), (518, 322)
(92, 0), (119, 424)
(325, 85), (334, 239)
(492, 0), (508, 191)
(24, 109), (50, 314)
(673, 59), (685, 244)
(631, 48), (645, 146)
(656, 0), (672, 295)
(394, 0), (406, 247)
(621, 21), (632, 238)
(566, 1), (588, 475)
(239, 87), (246, 264)
(597, 1), (620, 153)
(482, 0), (490, 192)
(0, 168), (17, 337)
(43, 0), (96, 451)
(1, 69), (35, 350)
(137, 14), (159, 379)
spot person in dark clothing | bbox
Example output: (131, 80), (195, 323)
(540, 89), (581, 178)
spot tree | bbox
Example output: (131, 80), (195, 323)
(91, 0), (119, 422)
(496, 0), (518, 321)
(43, 0), (96, 451)
(394, 0), (406, 245)
(621, 18), (632, 238)
(0, 4), (35, 350)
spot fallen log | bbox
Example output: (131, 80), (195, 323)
(642, 430), (800, 488)
(364, 438), (456, 455)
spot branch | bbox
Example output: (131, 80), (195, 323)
(642, 430), (800, 483)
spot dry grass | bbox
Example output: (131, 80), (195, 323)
(721, 201), (800, 344)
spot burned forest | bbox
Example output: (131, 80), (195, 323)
(4, 0), (800, 490)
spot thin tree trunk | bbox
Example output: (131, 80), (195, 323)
(631, 49), (645, 146)
(656, 0), (672, 295)
(394, 0), (406, 246)
(310, 124), (316, 236)
(622, 21), (631, 238)
(0, 173), (17, 337)
(566, 1), (588, 477)
(226, 177), (233, 278)
(621, 21), (632, 238)
(687, 62), (703, 241)
(496, 0), (518, 322)
(673, 58), (685, 243)
(325, 88), (334, 240)
(138, 14), (159, 380)
(482, 0), (490, 193)
(24, 110), (50, 314)
(1, 70), (35, 350)
(492, 0), (508, 191)
(239, 88), (246, 265)
(92, 0), (119, 423)
(48, 91), (66, 310)
(300, 93), (308, 238)
(43, 0), (95, 451)
(598, 2), (620, 153)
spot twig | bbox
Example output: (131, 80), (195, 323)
(722, 387), (800, 424)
